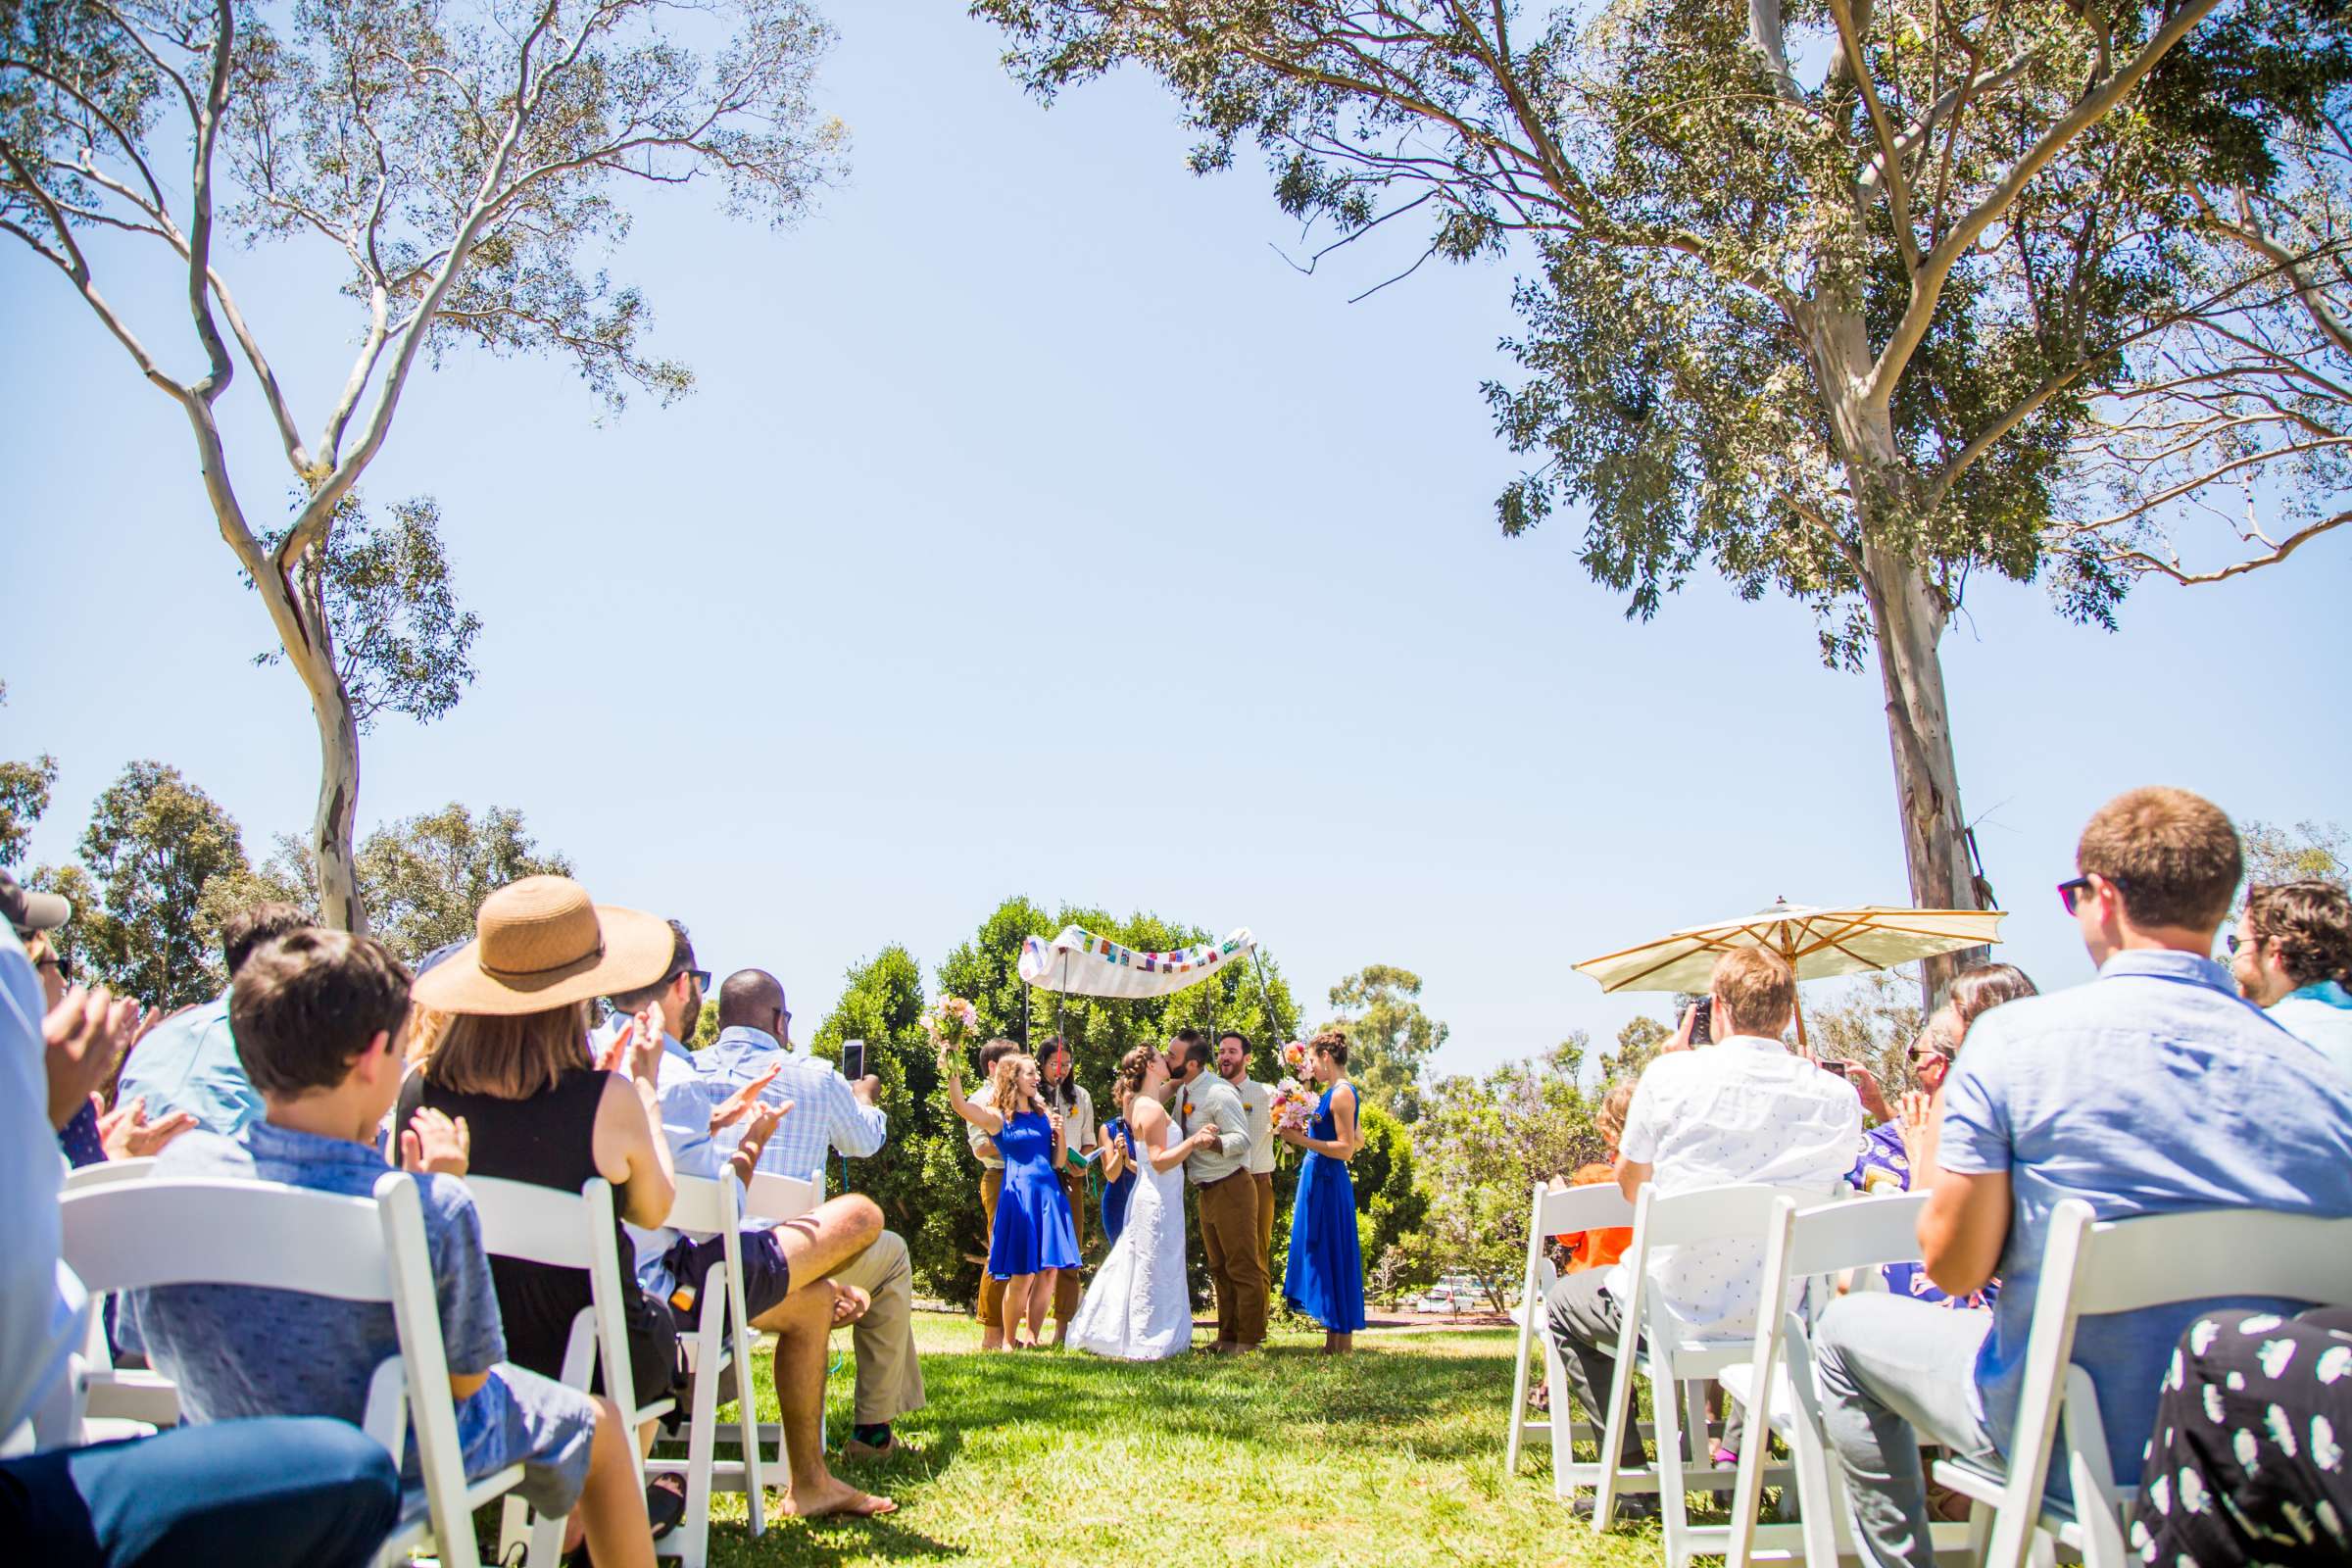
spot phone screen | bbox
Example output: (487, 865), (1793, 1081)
(842, 1039), (865, 1081)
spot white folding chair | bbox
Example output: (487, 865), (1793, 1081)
(466, 1175), (676, 1566)
(59, 1172), (525, 1568)
(1592, 1181), (1833, 1568)
(649, 1174), (769, 1568)
(1720, 1191), (1978, 1566)
(1934, 1200), (2352, 1568)
(1503, 1180), (1636, 1489)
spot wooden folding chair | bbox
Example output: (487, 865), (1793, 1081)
(60, 1172), (526, 1568)
(649, 1174), (770, 1568)
(1592, 1181), (1831, 1567)
(1503, 1179), (1636, 1490)
(1934, 1200), (2352, 1568)
(466, 1175), (676, 1565)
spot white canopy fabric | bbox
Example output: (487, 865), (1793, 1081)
(1573, 901), (2006, 995)
(1018, 926), (1257, 1000)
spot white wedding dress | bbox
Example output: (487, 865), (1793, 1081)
(1066, 1110), (1192, 1361)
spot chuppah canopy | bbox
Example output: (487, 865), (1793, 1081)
(1017, 926), (1258, 1001)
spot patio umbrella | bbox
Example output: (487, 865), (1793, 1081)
(1572, 900), (2007, 1046)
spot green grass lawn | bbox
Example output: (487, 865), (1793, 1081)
(695, 1312), (1674, 1567)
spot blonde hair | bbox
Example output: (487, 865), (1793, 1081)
(404, 1003), (454, 1067)
(1593, 1079), (1637, 1148)
(988, 1052), (1039, 1117)
(1711, 948), (1796, 1037)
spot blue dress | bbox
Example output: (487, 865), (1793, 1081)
(1099, 1116), (1138, 1247)
(1284, 1083), (1366, 1332)
(989, 1108), (1081, 1279)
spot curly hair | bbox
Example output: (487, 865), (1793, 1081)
(2248, 880), (2352, 989)
(1309, 1027), (1349, 1067)
(1593, 1079), (1636, 1148)
(1112, 1042), (1158, 1106)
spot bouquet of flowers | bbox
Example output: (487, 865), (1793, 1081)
(922, 996), (982, 1054)
(1280, 1039), (1309, 1073)
(1273, 1076), (1318, 1135)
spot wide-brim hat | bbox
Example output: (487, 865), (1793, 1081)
(412, 874), (674, 1016)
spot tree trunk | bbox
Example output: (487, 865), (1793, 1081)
(255, 554), (368, 934)
(1860, 546), (1984, 1010)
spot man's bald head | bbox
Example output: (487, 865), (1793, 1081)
(717, 968), (786, 1033)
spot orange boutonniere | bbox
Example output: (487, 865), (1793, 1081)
(1182, 1100), (1195, 1118)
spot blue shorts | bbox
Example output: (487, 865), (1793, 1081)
(660, 1229), (792, 1323)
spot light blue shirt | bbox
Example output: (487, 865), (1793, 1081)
(587, 1019), (726, 1297)
(0, 923), (87, 1438)
(117, 990), (264, 1137)
(2270, 979), (2352, 1082)
(697, 1026), (886, 1195)
(1940, 949), (2352, 1487)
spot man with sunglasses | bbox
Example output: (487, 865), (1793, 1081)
(1810, 787), (2352, 1568)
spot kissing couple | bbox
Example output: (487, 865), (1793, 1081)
(1065, 1033), (1269, 1360)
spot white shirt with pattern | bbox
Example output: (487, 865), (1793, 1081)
(1604, 1035), (1859, 1338)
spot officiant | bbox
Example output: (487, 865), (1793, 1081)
(1170, 1029), (1266, 1353)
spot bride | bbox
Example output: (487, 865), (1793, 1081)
(1066, 1044), (1212, 1360)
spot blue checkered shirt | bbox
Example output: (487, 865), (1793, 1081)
(696, 1027), (886, 1197)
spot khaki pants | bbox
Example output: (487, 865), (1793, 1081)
(1198, 1169), (1268, 1348)
(825, 1228), (926, 1426)
(1254, 1171), (1275, 1286)
(1054, 1169), (1086, 1326)
(977, 1169), (1004, 1332)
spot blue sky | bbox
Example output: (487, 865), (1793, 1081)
(3, 1), (2346, 1077)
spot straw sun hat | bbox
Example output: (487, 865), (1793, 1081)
(412, 875), (674, 1016)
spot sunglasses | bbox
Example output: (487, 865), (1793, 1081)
(683, 968), (711, 991)
(2055, 874), (2120, 914)
(36, 951), (73, 981)
(2225, 933), (2257, 956)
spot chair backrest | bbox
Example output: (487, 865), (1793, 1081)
(663, 1171), (741, 1237)
(1640, 1180), (1843, 1250)
(64, 1156), (157, 1193)
(744, 1170), (819, 1225)
(1533, 1180), (1636, 1239)
(62, 1176), (400, 1302)
(1782, 1190), (1932, 1279)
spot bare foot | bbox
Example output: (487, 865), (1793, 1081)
(827, 1281), (870, 1328)
(778, 1475), (898, 1519)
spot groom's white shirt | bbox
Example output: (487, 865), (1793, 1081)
(1177, 1073), (1250, 1184)
(1229, 1077), (1275, 1176)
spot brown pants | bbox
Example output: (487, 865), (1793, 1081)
(977, 1168), (1004, 1331)
(1198, 1168), (1269, 1348)
(1254, 1171), (1275, 1286)
(1054, 1168), (1086, 1325)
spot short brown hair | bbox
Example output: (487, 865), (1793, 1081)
(2247, 880), (2352, 989)
(426, 1001), (593, 1099)
(220, 903), (313, 978)
(1947, 963), (2038, 1032)
(232, 929), (412, 1099)
(1711, 948), (1795, 1037)
(1309, 1027), (1349, 1067)
(2078, 787), (2241, 932)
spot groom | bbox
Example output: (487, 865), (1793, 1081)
(1167, 1029), (1266, 1353)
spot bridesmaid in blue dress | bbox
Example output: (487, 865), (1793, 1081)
(1280, 1029), (1367, 1352)
(1097, 1083), (1139, 1248)
(943, 1044), (1079, 1349)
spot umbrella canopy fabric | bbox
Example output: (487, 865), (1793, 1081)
(1573, 901), (2006, 996)
(1018, 925), (1256, 1001)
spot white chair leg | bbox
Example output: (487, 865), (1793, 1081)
(1655, 1370), (1690, 1568)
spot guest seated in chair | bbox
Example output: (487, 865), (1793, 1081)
(1544, 947), (1860, 1521)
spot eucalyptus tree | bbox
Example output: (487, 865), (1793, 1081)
(973, 0), (2335, 993)
(2059, 91), (2352, 589)
(2, 0), (844, 931)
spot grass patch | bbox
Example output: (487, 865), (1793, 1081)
(695, 1313), (1671, 1566)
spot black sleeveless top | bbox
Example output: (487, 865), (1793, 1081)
(395, 1066), (664, 1381)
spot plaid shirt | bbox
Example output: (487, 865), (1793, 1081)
(694, 1027), (886, 1198)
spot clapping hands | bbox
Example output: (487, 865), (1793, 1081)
(595, 1004), (668, 1086)
(98, 1096), (197, 1159)
(43, 987), (144, 1131)
(400, 1107), (471, 1176)
(709, 1061), (784, 1134)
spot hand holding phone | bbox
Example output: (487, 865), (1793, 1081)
(842, 1038), (865, 1081)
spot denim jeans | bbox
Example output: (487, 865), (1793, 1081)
(0, 1416), (400, 1568)
(1811, 1294), (2000, 1568)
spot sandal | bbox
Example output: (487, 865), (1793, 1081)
(646, 1472), (689, 1540)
